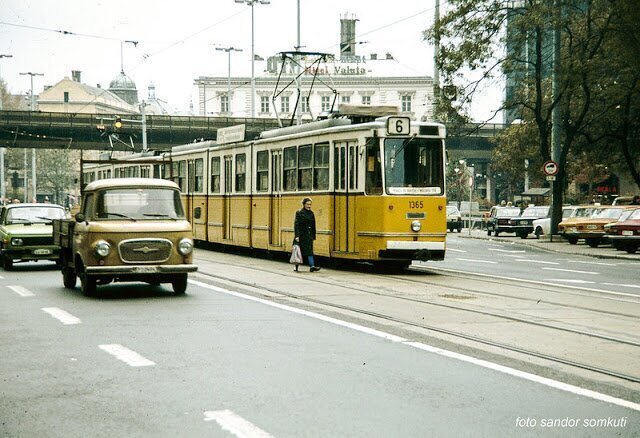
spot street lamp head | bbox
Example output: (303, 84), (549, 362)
(458, 159), (465, 165)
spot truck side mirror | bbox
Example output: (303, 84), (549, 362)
(75, 213), (86, 223)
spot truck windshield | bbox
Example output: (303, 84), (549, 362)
(383, 137), (443, 195)
(95, 188), (185, 220)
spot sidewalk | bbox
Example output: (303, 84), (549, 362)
(457, 228), (640, 261)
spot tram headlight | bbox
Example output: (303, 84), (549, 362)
(94, 240), (111, 258)
(178, 238), (194, 255)
(411, 220), (422, 232)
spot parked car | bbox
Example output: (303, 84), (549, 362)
(557, 205), (598, 244)
(446, 205), (463, 232)
(532, 205), (578, 239)
(0, 203), (67, 270)
(559, 206), (632, 247)
(509, 205), (549, 239)
(486, 206), (521, 236)
(604, 207), (640, 253)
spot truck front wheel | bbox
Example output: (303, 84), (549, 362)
(172, 274), (188, 294)
(62, 267), (77, 289)
(80, 272), (97, 297)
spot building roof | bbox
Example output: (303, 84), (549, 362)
(522, 188), (551, 196)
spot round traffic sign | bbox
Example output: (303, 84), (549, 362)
(543, 160), (559, 176)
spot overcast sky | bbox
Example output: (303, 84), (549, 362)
(0, 0), (502, 121)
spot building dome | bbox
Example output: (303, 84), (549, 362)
(108, 71), (139, 105)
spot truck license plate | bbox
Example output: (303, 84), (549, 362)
(133, 266), (158, 273)
(33, 249), (52, 255)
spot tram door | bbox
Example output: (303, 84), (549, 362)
(334, 141), (357, 253)
(270, 150), (283, 246)
(223, 155), (233, 240)
(187, 160), (196, 234)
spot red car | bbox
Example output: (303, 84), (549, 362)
(605, 208), (640, 253)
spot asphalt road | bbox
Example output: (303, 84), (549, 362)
(434, 233), (640, 297)
(1, 255), (639, 437)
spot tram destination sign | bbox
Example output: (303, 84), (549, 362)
(217, 124), (246, 144)
(386, 116), (411, 135)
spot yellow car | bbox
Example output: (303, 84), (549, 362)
(559, 206), (632, 247)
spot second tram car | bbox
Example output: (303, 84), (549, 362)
(85, 110), (447, 268)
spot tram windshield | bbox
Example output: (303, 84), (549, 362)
(383, 137), (444, 195)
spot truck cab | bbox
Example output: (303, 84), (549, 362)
(54, 178), (197, 296)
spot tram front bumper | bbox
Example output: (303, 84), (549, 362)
(380, 241), (446, 262)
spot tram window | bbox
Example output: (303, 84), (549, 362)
(283, 147), (297, 191)
(334, 147), (346, 190)
(235, 154), (246, 192)
(298, 145), (312, 190)
(194, 159), (204, 192)
(256, 151), (269, 192)
(173, 161), (186, 191)
(313, 143), (329, 190)
(349, 143), (358, 190)
(383, 138), (443, 193)
(365, 139), (383, 195)
(210, 157), (221, 193)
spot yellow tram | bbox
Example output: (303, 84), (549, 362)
(85, 110), (448, 268)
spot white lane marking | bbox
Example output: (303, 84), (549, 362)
(404, 341), (640, 413)
(566, 260), (617, 266)
(98, 344), (155, 367)
(42, 307), (81, 325)
(204, 410), (273, 438)
(515, 259), (559, 265)
(446, 248), (467, 253)
(424, 266), (640, 300)
(544, 279), (596, 284)
(0, 275), (4, 279)
(7, 285), (35, 297)
(488, 248), (526, 253)
(602, 283), (640, 289)
(191, 279), (640, 412)
(542, 267), (599, 275)
(455, 258), (497, 264)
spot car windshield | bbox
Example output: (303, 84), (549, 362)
(95, 187), (185, 220)
(562, 207), (575, 218)
(496, 208), (521, 217)
(383, 138), (444, 195)
(446, 206), (460, 215)
(592, 208), (625, 219)
(629, 209), (640, 220)
(572, 207), (595, 218)
(521, 206), (549, 217)
(6, 206), (65, 224)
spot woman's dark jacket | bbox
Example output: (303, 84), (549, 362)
(294, 208), (316, 256)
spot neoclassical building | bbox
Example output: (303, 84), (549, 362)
(195, 16), (434, 122)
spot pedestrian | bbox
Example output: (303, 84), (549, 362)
(293, 197), (320, 272)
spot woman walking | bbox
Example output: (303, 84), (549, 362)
(294, 197), (320, 272)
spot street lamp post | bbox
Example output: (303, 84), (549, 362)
(216, 47), (243, 115)
(234, 0), (270, 118)
(20, 71), (43, 203)
(0, 54), (13, 203)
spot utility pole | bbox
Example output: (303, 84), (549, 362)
(216, 47), (243, 115)
(20, 71), (43, 202)
(235, 0), (270, 118)
(0, 54), (13, 203)
(549, 0), (562, 236)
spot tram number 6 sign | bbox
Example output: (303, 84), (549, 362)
(386, 116), (411, 135)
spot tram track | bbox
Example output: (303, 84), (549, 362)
(193, 256), (640, 384)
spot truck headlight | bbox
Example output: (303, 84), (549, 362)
(178, 238), (194, 255)
(94, 240), (111, 257)
(10, 237), (23, 246)
(411, 220), (421, 232)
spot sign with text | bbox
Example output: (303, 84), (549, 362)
(217, 124), (245, 144)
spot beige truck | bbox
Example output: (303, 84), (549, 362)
(53, 177), (197, 296)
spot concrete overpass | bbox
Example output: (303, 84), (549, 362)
(0, 110), (505, 153)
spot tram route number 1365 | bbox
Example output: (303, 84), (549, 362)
(409, 200), (424, 209)
(386, 116), (411, 135)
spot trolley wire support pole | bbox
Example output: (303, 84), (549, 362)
(0, 54), (13, 202)
(19, 71), (43, 202)
(234, 0), (270, 119)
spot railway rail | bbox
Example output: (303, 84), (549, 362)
(192, 252), (640, 387)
